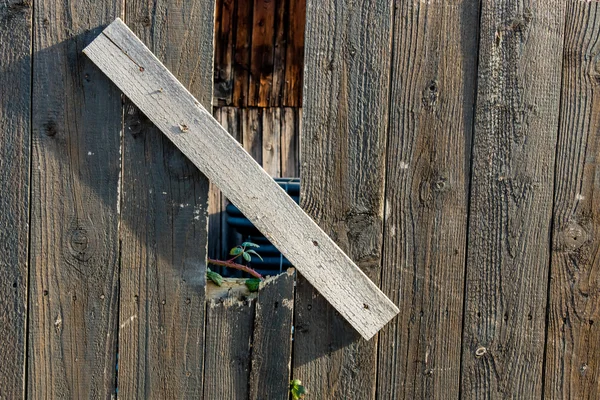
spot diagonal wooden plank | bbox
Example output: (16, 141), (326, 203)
(83, 18), (399, 340)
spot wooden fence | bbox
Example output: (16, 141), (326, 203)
(0, 0), (599, 399)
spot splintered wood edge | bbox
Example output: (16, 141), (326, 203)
(83, 18), (399, 340)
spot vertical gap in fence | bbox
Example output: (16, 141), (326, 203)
(28, 1), (123, 397)
(376, 1), (480, 399)
(543, 2), (600, 398)
(0, 1), (32, 398)
(460, 1), (568, 398)
(293, 0), (393, 398)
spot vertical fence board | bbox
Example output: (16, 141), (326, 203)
(249, 270), (295, 400)
(283, 0), (306, 107)
(461, 1), (567, 398)
(263, 108), (282, 177)
(250, 0), (276, 106)
(215, 0), (235, 106)
(294, 0), (392, 397)
(234, 0), (254, 107)
(209, 108), (224, 260)
(377, 1), (479, 398)
(221, 107), (242, 258)
(243, 108), (263, 165)
(204, 298), (256, 400)
(271, 0), (289, 106)
(545, 2), (600, 398)
(29, 1), (122, 397)
(0, 2), (31, 398)
(118, 2), (214, 398)
(281, 108), (299, 177)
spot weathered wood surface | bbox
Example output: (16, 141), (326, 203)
(545, 2), (600, 398)
(243, 108), (263, 165)
(281, 108), (300, 177)
(294, 0), (393, 396)
(28, 1), (122, 397)
(262, 108), (281, 177)
(377, 1), (479, 399)
(214, 0), (305, 107)
(461, 1), (567, 398)
(84, 18), (399, 340)
(117, 2), (214, 398)
(284, 0), (305, 107)
(233, 0), (253, 107)
(249, 269), (295, 400)
(250, 0), (276, 107)
(0, 1), (31, 397)
(203, 297), (256, 400)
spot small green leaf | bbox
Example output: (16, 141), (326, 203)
(207, 269), (223, 286)
(229, 246), (243, 256)
(243, 252), (251, 262)
(246, 250), (263, 261)
(245, 278), (261, 292)
(241, 241), (260, 248)
(290, 379), (306, 399)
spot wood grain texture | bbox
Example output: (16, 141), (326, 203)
(262, 108), (281, 177)
(281, 108), (299, 177)
(28, 1), (122, 397)
(243, 108), (263, 165)
(214, 0), (235, 105)
(118, 2), (214, 397)
(233, 0), (253, 107)
(84, 18), (399, 340)
(376, 1), (479, 399)
(271, 0), (288, 106)
(249, 269), (295, 400)
(293, 0), (393, 396)
(249, 0), (276, 106)
(544, 2), (600, 398)
(221, 107), (242, 259)
(203, 297), (256, 400)
(0, 1), (31, 397)
(461, 1), (567, 398)
(283, 0), (305, 107)
(209, 109), (224, 260)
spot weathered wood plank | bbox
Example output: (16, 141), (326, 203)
(243, 108), (263, 165)
(283, 0), (305, 107)
(84, 18), (399, 340)
(376, 2), (479, 399)
(214, 0), (235, 106)
(262, 108), (281, 177)
(117, 2), (214, 398)
(249, 269), (295, 400)
(233, 0), (253, 107)
(249, 0), (276, 106)
(29, 1), (122, 397)
(209, 108), (224, 260)
(221, 107), (242, 259)
(545, 2), (600, 398)
(461, 1), (567, 398)
(0, 2), (31, 397)
(281, 108), (299, 177)
(293, 0), (393, 396)
(271, 0), (288, 106)
(203, 297), (256, 400)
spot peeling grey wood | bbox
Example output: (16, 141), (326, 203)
(0, 1), (31, 397)
(83, 18), (399, 340)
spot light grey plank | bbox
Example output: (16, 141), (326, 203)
(83, 18), (398, 340)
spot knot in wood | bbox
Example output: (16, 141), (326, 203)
(68, 227), (94, 262)
(475, 346), (487, 357)
(422, 80), (439, 108)
(563, 223), (587, 250)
